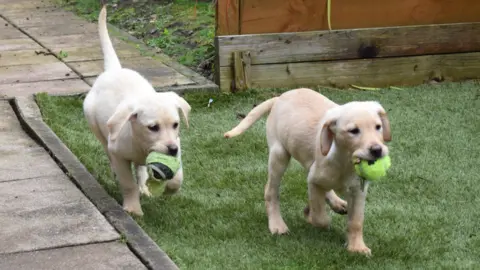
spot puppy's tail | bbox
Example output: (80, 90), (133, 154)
(224, 97), (278, 138)
(98, 5), (121, 71)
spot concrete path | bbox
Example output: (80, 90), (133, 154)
(0, 0), (216, 97)
(0, 0), (208, 268)
(0, 100), (147, 269)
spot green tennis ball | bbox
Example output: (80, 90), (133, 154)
(146, 152), (181, 181)
(146, 179), (166, 196)
(354, 155), (391, 181)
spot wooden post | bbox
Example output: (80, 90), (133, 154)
(232, 51), (251, 91)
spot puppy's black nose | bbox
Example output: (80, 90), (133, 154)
(369, 145), (383, 159)
(167, 145), (178, 156)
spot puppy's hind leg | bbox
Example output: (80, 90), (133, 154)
(305, 168), (331, 229)
(265, 144), (291, 235)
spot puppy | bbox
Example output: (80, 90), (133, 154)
(224, 88), (391, 255)
(83, 5), (191, 216)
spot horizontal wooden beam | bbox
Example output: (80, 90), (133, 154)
(217, 23), (480, 67)
(219, 52), (480, 91)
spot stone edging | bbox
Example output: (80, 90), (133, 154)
(10, 95), (179, 270)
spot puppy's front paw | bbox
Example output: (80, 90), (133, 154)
(268, 218), (289, 235)
(327, 198), (348, 215)
(123, 203), (144, 216)
(139, 184), (152, 197)
(347, 242), (371, 256)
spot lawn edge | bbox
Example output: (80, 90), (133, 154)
(10, 95), (179, 270)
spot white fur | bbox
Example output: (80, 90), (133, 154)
(83, 6), (191, 216)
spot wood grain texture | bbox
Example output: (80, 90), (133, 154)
(217, 23), (480, 67)
(216, 0), (480, 35)
(219, 52), (480, 90)
(216, 0), (240, 35)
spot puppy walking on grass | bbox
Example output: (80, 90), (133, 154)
(83, 4), (191, 216)
(224, 88), (391, 255)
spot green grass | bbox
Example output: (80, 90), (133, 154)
(56, 0), (215, 78)
(36, 82), (480, 269)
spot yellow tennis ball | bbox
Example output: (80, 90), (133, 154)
(146, 152), (180, 181)
(146, 179), (166, 196)
(354, 155), (391, 181)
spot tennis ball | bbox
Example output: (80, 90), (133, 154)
(146, 179), (166, 196)
(146, 152), (181, 181)
(354, 155), (391, 181)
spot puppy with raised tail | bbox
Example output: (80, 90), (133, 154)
(83, 5), (191, 216)
(224, 88), (391, 255)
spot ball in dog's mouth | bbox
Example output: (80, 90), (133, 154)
(353, 155), (391, 181)
(146, 152), (181, 181)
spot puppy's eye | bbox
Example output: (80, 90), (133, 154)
(148, 124), (160, 132)
(348, 128), (360, 135)
(376, 124), (382, 131)
(173, 122), (179, 129)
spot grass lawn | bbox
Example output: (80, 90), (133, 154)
(36, 82), (480, 269)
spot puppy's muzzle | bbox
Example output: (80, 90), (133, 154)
(167, 144), (178, 156)
(369, 144), (383, 159)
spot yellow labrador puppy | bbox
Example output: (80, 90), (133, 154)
(224, 88), (391, 255)
(83, 5), (191, 216)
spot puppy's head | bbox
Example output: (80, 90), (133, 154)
(107, 92), (191, 157)
(320, 101), (391, 161)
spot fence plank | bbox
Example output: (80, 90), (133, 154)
(216, 0), (241, 35)
(219, 52), (480, 91)
(235, 0), (480, 35)
(217, 23), (480, 67)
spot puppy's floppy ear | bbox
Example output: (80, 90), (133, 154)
(172, 93), (191, 128)
(320, 109), (338, 156)
(369, 102), (391, 142)
(107, 102), (137, 141)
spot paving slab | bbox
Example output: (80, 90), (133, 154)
(0, 100), (118, 254)
(0, 242), (146, 270)
(36, 33), (121, 49)
(0, 146), (63, 181)
(0, 50), (59, 66)
(24, 23), (98, 37)
(0, 38), (42, 51)
(5, 14), (85, 27)
(0, 79), (91, 97)
(0, 26), (27, 39)
(69, 57), (195, 87)
(51, 45), (143, 62)
(0, 101), (74, 180)
(0, 0), (56, 11)
(0, 175), (119, 254)
(0, 62), (77, 84)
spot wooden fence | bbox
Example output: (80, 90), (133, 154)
(215, 0), (480, 91)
